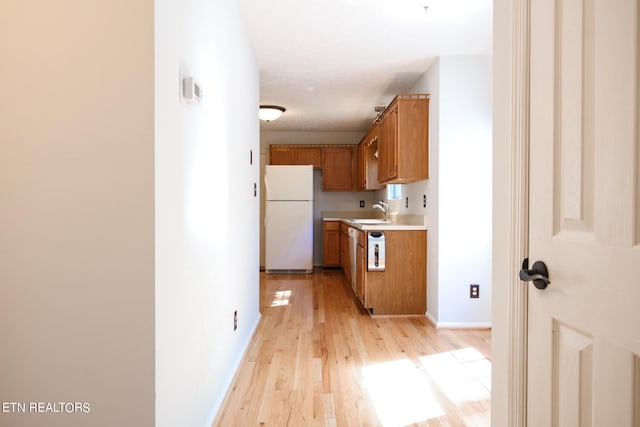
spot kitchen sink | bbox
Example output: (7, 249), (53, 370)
(346, 219), (390, 224)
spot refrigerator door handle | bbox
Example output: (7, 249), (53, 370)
(264, 202), (270, 227)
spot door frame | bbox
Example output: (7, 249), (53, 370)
(492, 0), (530, 426)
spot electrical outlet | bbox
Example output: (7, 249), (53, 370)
(234, 310), (238, 331)
(423, 195), (427, 208)
(470, 284), (480, 298)
(405, 197), (409, 208)
(360, 200), (365, 208)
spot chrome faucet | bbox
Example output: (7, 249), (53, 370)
(372, 200), (389, 221)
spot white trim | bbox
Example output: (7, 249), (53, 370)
(506, 0), (530, 424)
(425, 310), (438, 327)
(434, 322), (492, 330)
(426, 311), (491, 329)
(492, 0), (530, 426)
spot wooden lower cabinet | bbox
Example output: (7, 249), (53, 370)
(322, 221), (341, 267)
(324, 222), (427, 315)
(363, 230), (427, 315)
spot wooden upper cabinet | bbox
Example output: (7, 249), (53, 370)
(356, 139), (366, 191)
(386, 106), (398, 180)
(378, 111), (390, 182)
(269, 146), (296, 165)
(269, 145), (322, 169)
(267, 93), (428, 187)
(296, 146), (322, 169)
(357, 125), (383, 190)
(322, 146), (354, 191)
(377, 94), (429, 184)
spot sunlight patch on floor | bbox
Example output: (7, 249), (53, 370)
(361, 359), (444, 426)
(271, 290), (291, 306)
(419, 346), (491, 405)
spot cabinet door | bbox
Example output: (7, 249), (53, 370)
(269, 146), (296, 165)
(395, 97), (429, 181)
(376, 95), (429, 184)
(322, 146), (354, 191)
(386, 105), (398, 180)
(297, 146), (322, 169)
(356, 140), (366, 190)
(377, 114), (389, 182)
(322, 222), (341, 267)
(365, 230), (427, 314)
(365, 125), (383, 190)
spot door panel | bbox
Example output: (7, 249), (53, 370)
(554, 0), (595, 235)
(529, 0), (640, 425)
(553, 322), (594, 427)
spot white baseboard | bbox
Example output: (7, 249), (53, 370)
(435, 321), (492, 329)
(425, 311), (491, 329)
(209, 312), (262, 424)
(425, 311), (438, 327)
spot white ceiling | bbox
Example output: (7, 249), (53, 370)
(238, 0), (493, 133)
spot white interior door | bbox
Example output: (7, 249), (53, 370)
(528, 0), (640, 425)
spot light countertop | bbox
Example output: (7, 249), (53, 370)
(322, 211), (427, 231)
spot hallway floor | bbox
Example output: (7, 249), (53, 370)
(214, 269), (491, 426)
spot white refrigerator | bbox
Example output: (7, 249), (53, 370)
(264, 165), (314, 274)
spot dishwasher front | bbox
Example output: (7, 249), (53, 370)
(348, 227), (359, 290)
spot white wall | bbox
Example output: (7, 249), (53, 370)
(405, 64), (441, 321)
(437, 56), (492, 326)
(389, 56), (492, 328)
(0, 1), (260, 426)
(155, 0), (261, 426)
(0, 1), (155, 426)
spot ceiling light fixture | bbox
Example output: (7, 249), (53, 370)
(259, 105), (286, 122)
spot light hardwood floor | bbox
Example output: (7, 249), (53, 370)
(213, 270), (491, 426)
